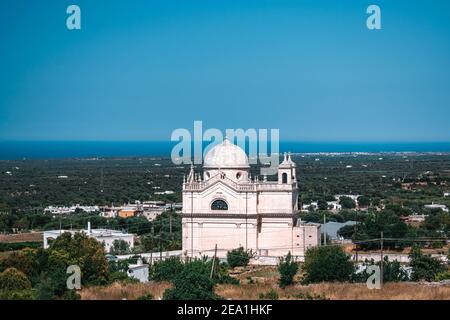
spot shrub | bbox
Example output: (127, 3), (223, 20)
(0, 289), (36, 300)
(109, 239), (131, 255)
(409, 246), (446, 281)
(352, 257), (409, 283)
(163, 260), (220, 300)
(62, 290), (81, 300)
(277, 252), (299, 288)
(293, 292), (328, 300)
(0, 267), (32, 291)
(227, 247), (250, 268)
(137, 293), (154, 300)
(435, 271), (450, 281)
(150, 257), (184, 281)
(302, 246), (354, 284)
(259, 289), (279, 300)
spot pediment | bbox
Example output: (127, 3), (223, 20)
(200, 180), (239, 199)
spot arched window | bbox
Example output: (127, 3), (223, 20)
(282, 172), (288, 184)
(211, 199), (228, 210)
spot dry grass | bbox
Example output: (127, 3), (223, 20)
(217, 282), (450, 300)
(215, 266), (450, 300)
(0, 232), (42, 243)
(80, 266), (450, 300)
(80, 281), (171, 300)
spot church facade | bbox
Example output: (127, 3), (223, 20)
(182, 138), (320, 259)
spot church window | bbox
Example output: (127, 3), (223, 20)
(211, 199), (228, 210)
(236, 172), (242, 180)
(282, 172), (288, 184)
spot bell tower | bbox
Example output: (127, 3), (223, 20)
(278, 152), (296, 185)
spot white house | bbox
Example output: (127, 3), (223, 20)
(43, 222), (134, 252)
(182, 138), (320, 260)
(127, 259), (149, 283)
(424, 203), (449, 213)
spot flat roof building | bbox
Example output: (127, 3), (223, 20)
(43, 222), (134, 252)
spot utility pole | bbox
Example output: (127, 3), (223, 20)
(191, 191), (195, 258)
(210, 244), (218, 279)
(245, 192), (248, 251)
(169, 208), (173, 235)
(159, 227), (163, 261)
(380, 231), (384, 288)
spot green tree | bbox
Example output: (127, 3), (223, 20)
(109, 239), (131, 255)
(277, 251), (299, 288)
(357, 196), (371, 208)
(227, 247), (250, 268)
(409, 245), (446, 281)
(163, 260), (220, 300)
(49, 232), (109, 285)
(339, 197), (356, 210)
(0, 267), (32, 291)
(150, 257), (184, 282)
(302, 246), (354, 284)
(317, 199), (328, 211)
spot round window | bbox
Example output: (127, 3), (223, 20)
(236, 172), (242, 180)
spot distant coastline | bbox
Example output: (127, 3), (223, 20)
(1, 140), (450, 160)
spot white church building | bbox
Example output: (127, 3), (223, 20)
(182, 138), (320, 260)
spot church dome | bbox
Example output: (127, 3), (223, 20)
(204, 138), (250, 169)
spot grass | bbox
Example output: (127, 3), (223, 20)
(79, 266), (450, 300)
(216, 282), (450, 300)
(0, 232), (43, 243)
(80, 281), (171, 300)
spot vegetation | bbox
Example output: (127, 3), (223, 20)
(277, 251), (299, 288)
(150, 257), (184, 282)
(227, 247), (251, 268)
(109, 239), (131, 255)
(409, 246), (446, 281)
(352, 257), (409, 283)
(162, 259), (221, 300)
(302, 246), (354, 284)
(0, 232), (110, 299)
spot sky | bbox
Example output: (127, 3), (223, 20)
(0, 0), (450, 142)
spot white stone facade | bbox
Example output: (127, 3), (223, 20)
(182, 138), (320, 260)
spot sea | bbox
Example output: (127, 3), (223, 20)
(0, 141), (450, 160)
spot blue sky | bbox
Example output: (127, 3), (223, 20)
(1, 0), (450, 142)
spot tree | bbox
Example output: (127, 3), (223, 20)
(409, 245), (446, 281)
(49, 232), (109, 285)
(302, 246), (354, 284)
(109, 239), (131, 255)
(0, 267), (32, 291)
(0, 248), (40, 282)
(317, 199), (328, 211)
(357, 196), (371, 208)
(150, 257), (184, 282)
(227, 247), (250, 268)
(339, 197), (356, 210)
(277, 252), (298, 288)
(163, 260), (220, 300)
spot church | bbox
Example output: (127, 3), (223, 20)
(182, 138), (320, 260)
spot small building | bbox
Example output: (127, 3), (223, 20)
(424, 203), (449, 213)
(118, 208), (137, 218)
(43, 222), (134, 252)
(127, 259), (149, 283)
(401, 214), (428, 226)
